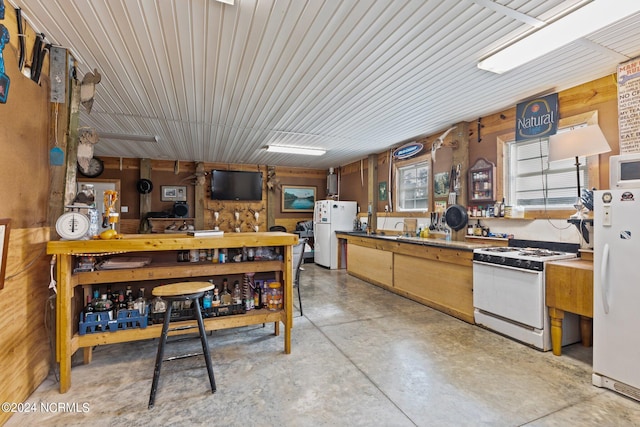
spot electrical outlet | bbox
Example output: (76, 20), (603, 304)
(384, 205), (389, 212)
(121, 206), (129, 213)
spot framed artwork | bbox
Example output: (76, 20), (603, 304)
(378, 181), (388, 201)
(161, 185), (187, 202)
(282, 185), (316, 212)
(0, 218), (10, 290)
(434, 172), (451, 198)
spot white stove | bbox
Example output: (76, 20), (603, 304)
(473, 246), (577, 271)
(472, 241), (580, 351)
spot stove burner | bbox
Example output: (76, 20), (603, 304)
(517, 248), (565, 258)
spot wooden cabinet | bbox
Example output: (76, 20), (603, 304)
(468, 158), (496, 203)
(47, 232), (298, 393)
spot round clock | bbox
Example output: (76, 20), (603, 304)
(55, 212), (90, 240)
(77, 157), (104, 178)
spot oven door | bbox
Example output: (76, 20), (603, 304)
(473, 261), (544, 329)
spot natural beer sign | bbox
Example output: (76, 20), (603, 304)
(515, 93), (558, 141)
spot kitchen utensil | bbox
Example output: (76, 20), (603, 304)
(445, 204), (468, 231)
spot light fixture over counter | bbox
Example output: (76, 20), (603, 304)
(266, 145), (326, 156)
(478, 1), (640, 74)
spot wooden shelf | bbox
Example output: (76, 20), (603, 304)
(74, 308), (284, 348)
(76, 260), (283, 285)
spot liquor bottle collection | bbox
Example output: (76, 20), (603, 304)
(82, 275), (283, 327)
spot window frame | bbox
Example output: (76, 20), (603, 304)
(496, 111), (603, 219)
(394, 156), (431, 213)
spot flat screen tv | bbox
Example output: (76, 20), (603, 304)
(210, 170), (263, 201)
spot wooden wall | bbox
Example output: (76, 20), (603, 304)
(0, 8), (53, 426)
(90, 158), (327, 233)
(341, 74), (620, 217)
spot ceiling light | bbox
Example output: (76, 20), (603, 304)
(478, 1), (640, 74)
(266, 145), (326, 156)
(99, 133), (158, 143)
(216, 0), (234, 5)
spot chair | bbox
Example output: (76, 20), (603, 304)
(269, 225), (287, 232)
(148, 281), (216, 409)
(292, 238), (307, 315)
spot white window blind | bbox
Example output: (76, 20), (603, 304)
(397, 161), (429, 211)
(505, 136), (586, 208)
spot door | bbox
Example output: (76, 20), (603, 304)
(594, 189), (640, 389)
(473, 262), (544, 329)
(314, 223), (332, 268)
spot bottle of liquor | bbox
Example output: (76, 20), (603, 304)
(222, 278), (230, 293)
(84, 295), (94, 321)
(134, 288), (147, 315)
(117, 289), (126, 312)
(212, 289), (220, 307)
(125, 286), (135, 310)
(254, 285), (262, 310)
(203, 291), (213, 309)
(232, 281), (242, 305)
(220, 286), (231, 306)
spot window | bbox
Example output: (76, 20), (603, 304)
(504, 129), (590, 208)
(396, 161), (429, 211)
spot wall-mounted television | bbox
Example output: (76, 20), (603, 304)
(210, 170), (263, 201)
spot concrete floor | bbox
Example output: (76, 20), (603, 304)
(7, 264), (640, 426)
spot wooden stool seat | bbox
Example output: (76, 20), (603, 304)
(152, 281), (214, 297)
(148, 281), (217, 409)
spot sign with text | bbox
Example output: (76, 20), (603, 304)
(515, 93), (558, 141)
(617, 57), (640, 154)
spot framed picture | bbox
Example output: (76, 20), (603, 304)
(0, 218), (10, 290)
(434, 172), (450, 198)
(282, 185), (316, 212)
(161, 185), (187, 202)
(378, 181), (388, 201)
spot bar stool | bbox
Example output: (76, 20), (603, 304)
(148, 281), (216, 409)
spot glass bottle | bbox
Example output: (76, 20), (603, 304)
(151, 295), (167, 314)
(117, 289), (126, 312)
(84, 295), (94, 320)
(134, 288), (147, 315)
(220, 286), (231, 306)
(203, 291), (213, 309)
(93, 294), (114, 320)
(125, 286), (135, 310)
(232, 281), (242, 305)
(254, 284), (262, 310)
(212, 289), (220, 307)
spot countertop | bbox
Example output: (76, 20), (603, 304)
(336, 231), (495, 251)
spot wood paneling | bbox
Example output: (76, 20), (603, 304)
(347, 244), (393, 288)
(394, 253), (474, 323)
(0, 7), (53, 425)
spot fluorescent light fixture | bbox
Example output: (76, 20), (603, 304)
(99, 132), (158, 143)
(216, 0), (234, 5)
(478, 1), (640, 74)
(266, 145), (326, 156)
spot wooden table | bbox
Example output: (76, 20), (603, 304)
(546, 257), (594, 356)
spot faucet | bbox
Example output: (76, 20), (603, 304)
(394, 221), (407, 236)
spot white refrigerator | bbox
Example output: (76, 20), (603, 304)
(314, 200), (357, 269)
(592, 189), (640, 401)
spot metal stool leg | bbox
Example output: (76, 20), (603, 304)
(149, 304), (173, 409)
(194, 300), (216, 393)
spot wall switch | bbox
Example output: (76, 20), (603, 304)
(602, 205), (611, 226)
(121, 206), (129, 213)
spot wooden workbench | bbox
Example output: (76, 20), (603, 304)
(47, 232), (298, 393)
(546, 255), (594, 356)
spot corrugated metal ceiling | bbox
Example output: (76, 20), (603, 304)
(9, 0), (640, 168)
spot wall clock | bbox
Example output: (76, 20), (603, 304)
(55, 211), (90, 240)
(77, 157), (104, 178)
